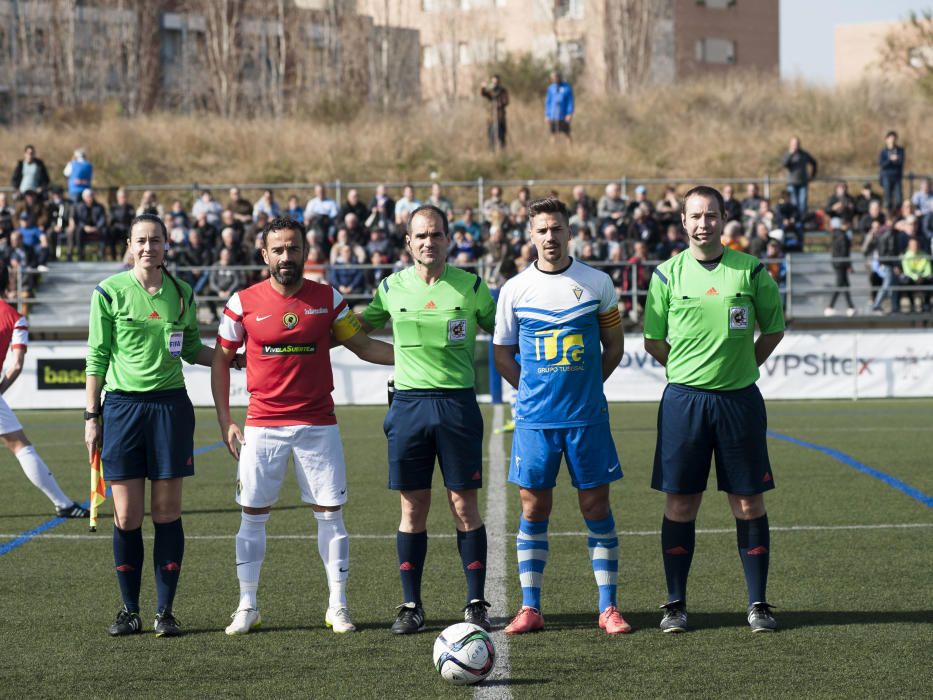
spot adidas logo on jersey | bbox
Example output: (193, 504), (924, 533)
(705, 287), (719, 296)
(425, 300), (437, 309)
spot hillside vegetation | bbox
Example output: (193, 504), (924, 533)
(2, 75), (928, 200)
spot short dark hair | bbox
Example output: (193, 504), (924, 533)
(886, 130), (898, 139)
(263, 215), (307, 250)
(527, 197), (570, 224)
(408, 204), (450, 235)
(131, 212), (167, 238)
(682, 185), (725, 217)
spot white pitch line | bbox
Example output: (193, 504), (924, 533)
(2, 522), (930, 543)
(475, 404), (511, 700)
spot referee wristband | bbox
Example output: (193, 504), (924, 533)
(84, 410), (100, 420)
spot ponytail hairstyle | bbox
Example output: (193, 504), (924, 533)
(130, 212), (187, 322)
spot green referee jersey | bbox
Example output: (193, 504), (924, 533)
(643, 248), (785, 391)
(362, 265), (496, 390)
(86, 270), (204, 392)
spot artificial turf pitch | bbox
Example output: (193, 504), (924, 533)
(0, 400), (930, 699)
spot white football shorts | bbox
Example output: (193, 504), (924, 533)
(235, 424), (348, 508)
(0, 394), (23, 435)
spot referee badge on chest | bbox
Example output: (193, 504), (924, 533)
(168, 331), (183, 358)
(448, 318), (467, 342)
(282, 311), (299, 329)
(729, 305), (749, 330)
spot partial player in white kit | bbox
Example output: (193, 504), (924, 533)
(0, 302), (88, 518)
(212, 216), (393, 635)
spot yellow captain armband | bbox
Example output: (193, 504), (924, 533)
(332, 312), (362, 342)
(597, 308), (622, 329)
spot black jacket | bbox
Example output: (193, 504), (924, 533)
(11, 158), (51, 193)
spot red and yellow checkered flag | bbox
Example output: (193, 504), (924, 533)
(89, 447), (107, 533)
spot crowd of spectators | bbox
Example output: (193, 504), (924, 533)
(4, 135), (930, 318)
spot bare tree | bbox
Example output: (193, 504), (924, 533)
(603, 0), (663, 94)
(879, 10), (933, 98)
(199, 0), (245, 118)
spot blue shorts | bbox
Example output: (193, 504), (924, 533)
(101, 389), (196, 482)
(509, 423), (622, 490)
(651, 383), (774, 495)
(384, 388), (483, 491)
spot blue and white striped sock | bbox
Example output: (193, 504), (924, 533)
(585, 512), (619, 612)
(517, 515), (549, 611)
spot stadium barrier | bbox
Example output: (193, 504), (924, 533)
(9, 330), (933, 410)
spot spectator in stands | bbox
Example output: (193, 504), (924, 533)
(284, 195), (304, 224)
(483, 185), (510, 229)
(545, 71), (574, 142)
(480, 74), (509, 150)
(367, 250), (391, 292)
(510, 186), (531, 230)
(168, 199), (190, 230)
(108, 187), (135, 262)
(216, 226), (246, 266)
(622, 240), (651, 318)
(765, 239), (787, 308)
(302, 184), (336, 246)
(0, 193), (13, 242)
(14, 190), (47, 231)
(899, 236), (932, 312)
(7, 231), (34, 298)
(782, 136), (817, 223)
(191, 189), (222, 227)
(825, 182), (857, 227)
(655, 186), (681, 227)
(879, 130), (905, 214)
(393, 249), (413, 272)
(747, 222), (772, 259)
(741, 183), (763, 227)
(569, 203), (597, 239)
(722, 220), (747, 252)
(17, 211), (49, 271)
(627, 185), (654, 217)
(449, 228), (478, 262)
(226, 187), (253, 224)
(722, 185), (743, 223)
(252, 189), (280, 222)
(394, 185), (421, 230)
(365, 228), (393, 260)
(454, 207), (482, 239)
(303, 243), (327, 283)
(752, 199), (775, 235)
(775, 190), (801, 251)
(571, 184), (597, 219)
(864, 221), (899, 314)
(910, 178), (933, 247)
(192, 210), (219, 251)
(367, 184), (396, 237)
(329, 244), (365, 297)
(207, 247), (246, 322)
(136, 190), (164, 218)
(858, 199), (886, 238)
(219, 208), (245, 247)
(330, 227), (366, 264)
(657, 223), (687, 260)
(11, 145), (50, 198)
(342, 212), (368, 249)
(70, 188), (106, 261)
(45, 186), (71, 260)
(825, 218), (856, 317)
(597, 183), (626, 233)
(603, 224), (626, 261)
(427, 183), (454, 220)
(63, 149), (93, 199)
(567, 226), (593, 260)
(628, 205), (660, 251)
(176, 228), (214, 296)
(855, 182), (882, 219)
(339, 189), (369, 227)
(479, 225), (513, 290)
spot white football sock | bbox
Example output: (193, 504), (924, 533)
(314, 509), (349, 609)
(235, 511), (269, 610)
(15, 445), (70, 509)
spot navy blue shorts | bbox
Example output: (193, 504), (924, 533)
(384, 388), (483, 491)
(651, 383), (774, 495)
(101, 389), (196, 482)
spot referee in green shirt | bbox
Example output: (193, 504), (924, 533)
(85, 213), (239, 637)
(359, 204), (497, 634)
(643, 186), (785, 634)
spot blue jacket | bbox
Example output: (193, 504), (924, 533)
(67, 160), (93, 197)
(879, 146), (905, 179)
(545, 81), (574, 121)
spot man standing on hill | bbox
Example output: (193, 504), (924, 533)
(481, 75), (510, 151)
(545, 72), (574, 143)
(782, 137), (817, 228)
(879, 130), (905, 214)
(643, 186), (785, 634)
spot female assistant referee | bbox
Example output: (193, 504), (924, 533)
(85, 213), (240, 637)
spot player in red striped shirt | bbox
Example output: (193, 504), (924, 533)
(0, 302), (88, 518)
(212, 216), (393, 635)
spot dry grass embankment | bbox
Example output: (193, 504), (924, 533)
(2, 74), (928, 203)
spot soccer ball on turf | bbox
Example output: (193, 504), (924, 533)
(432, 622), (495, 685)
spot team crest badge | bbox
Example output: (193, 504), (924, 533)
(729, 306), (749, 330)
(448, 319), (467, 341)
(571, 285), (583, 300)
(282, 311), (299, 329)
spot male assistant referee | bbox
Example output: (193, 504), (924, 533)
(643, 185), (785, 633)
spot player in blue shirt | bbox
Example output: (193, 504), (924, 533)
(493, 198), (629, 635)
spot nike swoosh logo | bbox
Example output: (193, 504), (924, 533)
(339, 567), (349, 573)
(340, 489), (346, 495)
(256, 315), (272, 322)
(608, 463), (620, 473)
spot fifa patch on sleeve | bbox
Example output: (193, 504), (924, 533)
(448, 318), (467, 342)
(729, 306), (749, 330)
